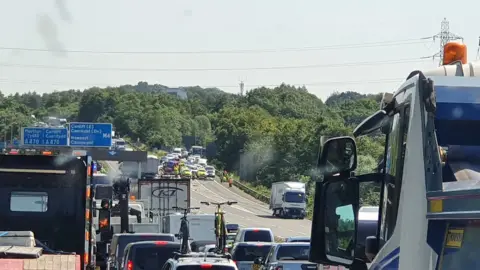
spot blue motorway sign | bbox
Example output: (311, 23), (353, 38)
(21, 127), (68, 146)
(69, 122), (112, 147)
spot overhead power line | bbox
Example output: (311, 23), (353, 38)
(0, 57), (430, 72)
(0, 78), (404, 88)
(0, 37), (433, 55)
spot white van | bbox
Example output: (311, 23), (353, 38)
(162, 214), (216, 242)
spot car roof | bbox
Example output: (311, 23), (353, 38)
(286, 236), (310, 240)
(274, 242), (310, 246)
(126, 240), (180, 248)
(124, 241), (180, 252)
(175, 257), (234, 266)
(240, 228), (272, 232)
(234, 241), (273, 246)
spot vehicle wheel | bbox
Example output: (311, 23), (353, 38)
(279, 209), (284, 218)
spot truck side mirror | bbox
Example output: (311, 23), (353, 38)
(318, 137), (357, 177)
(309, 178), (359, 268)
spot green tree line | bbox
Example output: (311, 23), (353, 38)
(0, 83), (383, 206)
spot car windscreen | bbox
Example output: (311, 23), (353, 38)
(244, 230), (272, 242)
(284, 192), (305, 203)
(232, 245), (271, 261)
(276, 245), (310, 260)
(117, 235), (175, 260)
(133, 245), (179, 270)
(177, 266), (235, 270)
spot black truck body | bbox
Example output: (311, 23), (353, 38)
(0, 151), (95, 269)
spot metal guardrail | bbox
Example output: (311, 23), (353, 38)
(215, 171), (270, 204)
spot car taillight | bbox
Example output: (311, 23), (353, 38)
(200, 264), (213, 269)
(253, 229), (259, 232)
(155, 241), (168, 245)
(275, 266), (283, 270)
(127, 260), (133, 270)
(233, 261), (237, 265)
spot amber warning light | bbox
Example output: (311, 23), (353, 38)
(443, 42), (467, 65)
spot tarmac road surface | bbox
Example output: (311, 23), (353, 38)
(191, 178), (312, 240)
(102, 160), (312, 239)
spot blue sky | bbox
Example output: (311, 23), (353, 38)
(0, 0), (478, 100)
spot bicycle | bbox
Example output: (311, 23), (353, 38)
(172, 206), (201, 254)
(200, 201), (237, 254)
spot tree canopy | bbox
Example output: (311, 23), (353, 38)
(0, 82), (383, 206)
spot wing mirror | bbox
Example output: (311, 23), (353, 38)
(318, 137), (357, 177)
(309, 178), (359, 268)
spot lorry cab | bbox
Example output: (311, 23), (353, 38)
(309, 42), (480, 269)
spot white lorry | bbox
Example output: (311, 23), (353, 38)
(120, 155), (160, 178)
(161, 214), (216, 242)
(270, 181), (307, 219)
(142, 155), (160, 176)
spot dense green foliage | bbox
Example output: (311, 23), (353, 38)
(0, 84), (383, 206)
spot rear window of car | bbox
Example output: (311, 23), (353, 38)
(276, 245), (310, 260)
(287, 239), (310, 243)
(244, 230), (272, 242)
(132, 245), (179, 270)
(232, 245), (272, 261)
(117, 235), (175, 260)
(177, 266), (235, 270)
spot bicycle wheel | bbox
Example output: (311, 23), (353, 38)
(214, 213), (220, 237)
(180, 221), (189, 252)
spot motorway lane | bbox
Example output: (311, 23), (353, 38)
(191, 179), (312, 239)
(102, 160), (312, 239)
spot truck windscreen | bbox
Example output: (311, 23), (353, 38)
(285, 192), (305, 203)
(0, 155), (88, 255)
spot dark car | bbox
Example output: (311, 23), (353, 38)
(121, 241), (180, 270)
(108, 233), (176, 270)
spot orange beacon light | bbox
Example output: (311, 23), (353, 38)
(443, 42), (467, 65)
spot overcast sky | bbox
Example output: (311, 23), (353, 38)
(0, 0), (478, 100)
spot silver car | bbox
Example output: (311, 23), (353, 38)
(231, 242), (273, 270)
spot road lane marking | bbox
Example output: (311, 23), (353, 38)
(193, 180), (307, 236)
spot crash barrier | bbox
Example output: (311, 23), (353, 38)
(232, 179), (270, 204)
(214, 171), (270, 204)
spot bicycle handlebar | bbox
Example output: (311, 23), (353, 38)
(200, 201), (238, 206)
